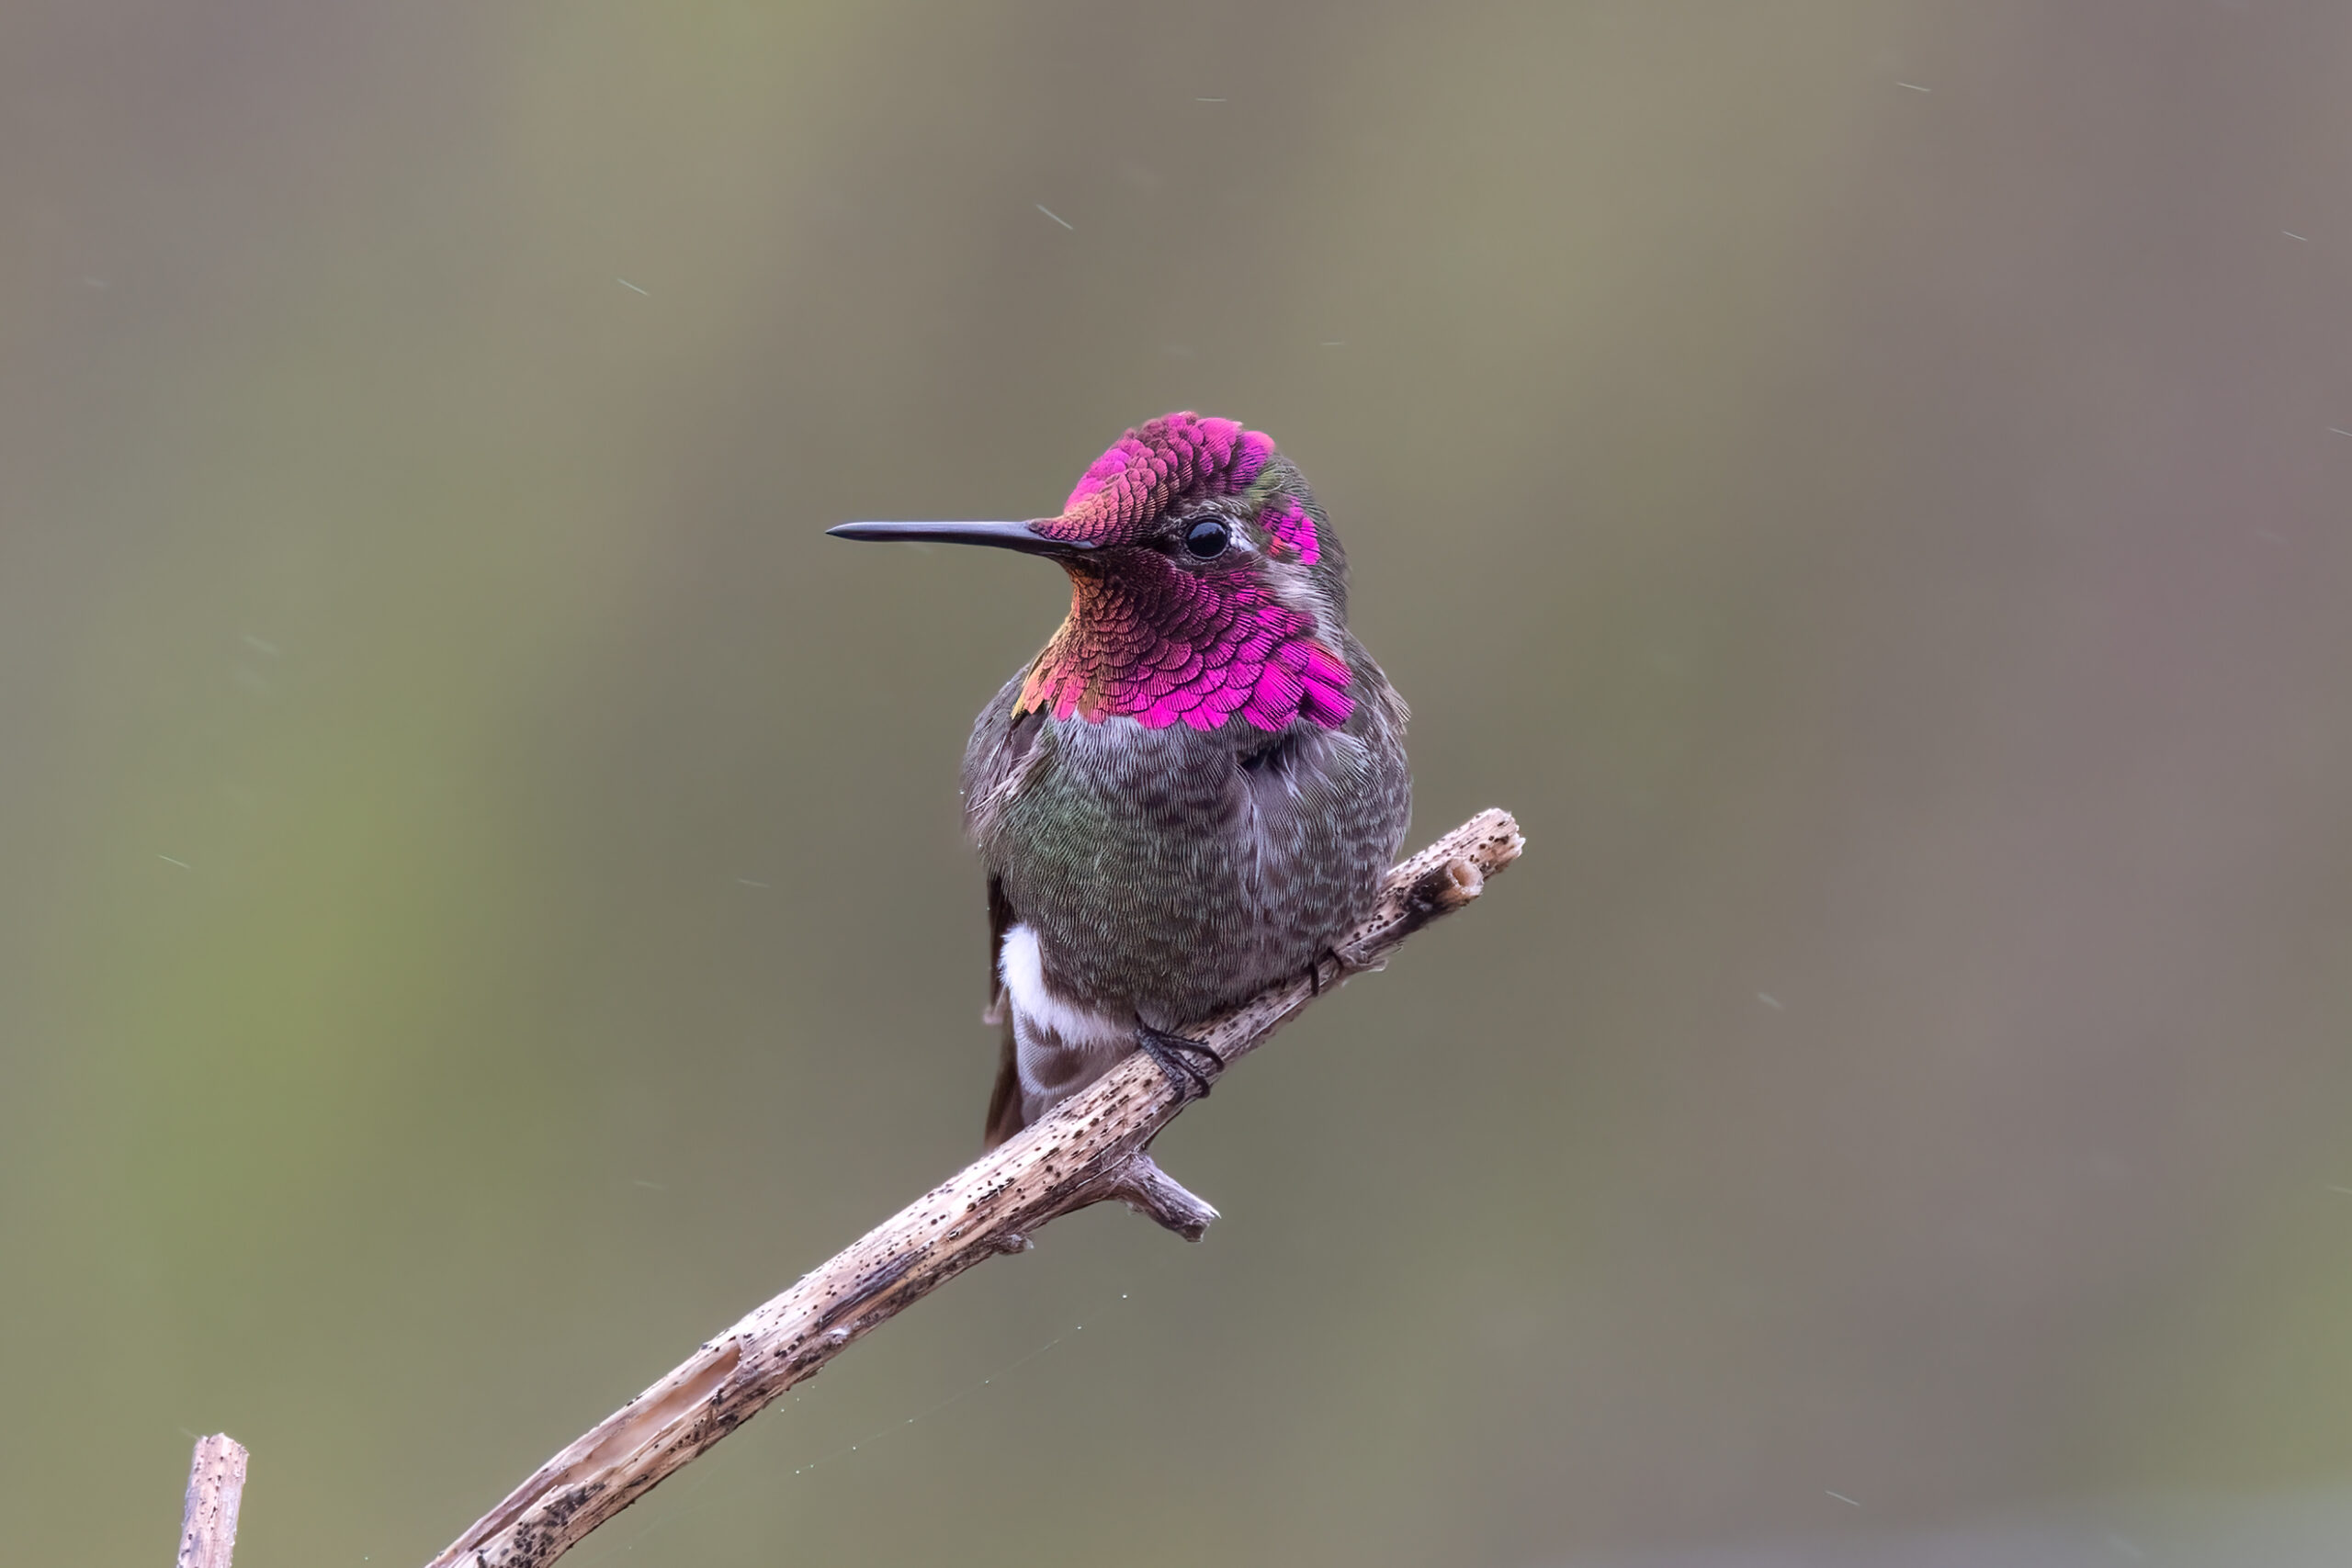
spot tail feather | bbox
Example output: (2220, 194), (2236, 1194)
(983, 1011), (1023, 1149)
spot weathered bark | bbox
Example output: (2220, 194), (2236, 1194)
(176, 1434), (248, 1568)
(426, 809), (1524, 1568)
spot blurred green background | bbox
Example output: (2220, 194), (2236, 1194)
(6, 2), (2352, 1564)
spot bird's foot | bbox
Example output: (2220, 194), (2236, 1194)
(1306, 945), (1357, 997)
(1136, 1025), (1223, 1101)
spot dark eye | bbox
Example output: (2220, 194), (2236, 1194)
(1183, 519), (1231, 559)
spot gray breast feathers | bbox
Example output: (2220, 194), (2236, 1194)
(961, 654), (1410, 1027)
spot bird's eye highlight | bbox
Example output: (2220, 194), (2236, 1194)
(1183, 519), (1231, 559)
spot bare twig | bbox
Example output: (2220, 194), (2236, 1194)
(177, 1434), (248, 1568)
(426, 808), (1524, 1568)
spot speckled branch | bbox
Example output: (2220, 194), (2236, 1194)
(176, 1434), (248, 1568)
(424, 809), (1525, 1568)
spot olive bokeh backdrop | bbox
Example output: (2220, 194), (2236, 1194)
(6, 3), (2352, 1564)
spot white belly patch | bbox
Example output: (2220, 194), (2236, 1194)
(997, 923), (1132, 1051)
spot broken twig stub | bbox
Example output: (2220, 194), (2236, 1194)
(177, 1434), (248, 1568)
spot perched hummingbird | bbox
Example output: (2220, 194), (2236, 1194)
(831, 413), (1410, 1147)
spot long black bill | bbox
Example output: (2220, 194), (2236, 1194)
(825, 520), (1085, 556)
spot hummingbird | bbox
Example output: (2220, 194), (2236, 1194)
(831, 413), (1410, 1148)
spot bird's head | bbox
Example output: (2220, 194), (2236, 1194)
(831, 412), (1356, 732)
